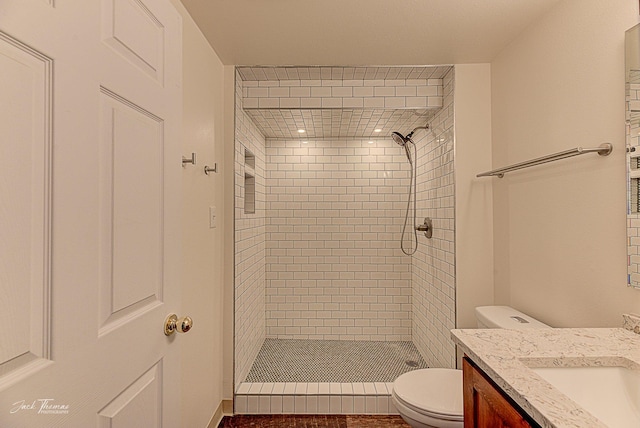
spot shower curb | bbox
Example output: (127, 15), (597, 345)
(234, 381), (399, 415)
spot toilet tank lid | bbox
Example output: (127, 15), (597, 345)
(475, 305), (551, 329)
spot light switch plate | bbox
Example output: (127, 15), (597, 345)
(209, 206), (216, 228)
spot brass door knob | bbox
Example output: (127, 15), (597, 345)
(164, 314), (193, 336)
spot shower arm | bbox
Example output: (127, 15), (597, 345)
(406, 124), (430, 140)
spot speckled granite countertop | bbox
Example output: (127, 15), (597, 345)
(451, 319), (640, 428)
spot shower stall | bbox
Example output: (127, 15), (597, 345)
(233, 66), (456, 414)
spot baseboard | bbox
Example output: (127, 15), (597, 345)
(222, 399), (233, 415)
(206, 399), (233, 428)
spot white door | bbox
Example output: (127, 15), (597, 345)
(0, 1), (183, 427)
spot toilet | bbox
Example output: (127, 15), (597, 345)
(391, 306), (550, 428)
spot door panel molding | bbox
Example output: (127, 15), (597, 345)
(0, 31), (52, 387)
(98, 87), (165, 335)
(98, 360), (163, 427)
(101, 0), (165, 84)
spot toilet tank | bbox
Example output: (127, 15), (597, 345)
(475, 306), (551, 329)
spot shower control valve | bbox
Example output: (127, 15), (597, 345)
(415, 217), (433, 239)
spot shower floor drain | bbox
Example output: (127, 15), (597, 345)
(405, 360), (419, 367)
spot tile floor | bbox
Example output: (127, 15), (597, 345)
(236, 340), (427, 415)
(218, 414), (410, 427)
(245, 340), (427, 383)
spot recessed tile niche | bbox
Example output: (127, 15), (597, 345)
(244, 148), (256, 214)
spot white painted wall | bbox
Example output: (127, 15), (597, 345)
(491, 0), (640, 327)
(454, 64), (495, 329)
(170, 1), (227, 426)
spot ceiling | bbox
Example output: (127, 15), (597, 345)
(245, 107), (436, 139)
(180, 1), (564, 139)
(179, 0), (564, 66)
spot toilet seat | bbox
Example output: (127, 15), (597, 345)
(392, 369), (463, 421)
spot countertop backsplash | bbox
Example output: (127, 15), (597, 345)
(623, 313), (640, 334)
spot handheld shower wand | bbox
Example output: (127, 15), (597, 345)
(392, 124), (431, 256)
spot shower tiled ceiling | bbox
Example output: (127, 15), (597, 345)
(244, 108), (435, 139)
(238, 66), (450, 139)
(237, 66), (452, 81)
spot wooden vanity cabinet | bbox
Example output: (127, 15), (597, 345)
(463, 357), (540, 428)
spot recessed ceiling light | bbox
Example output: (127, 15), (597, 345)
(302, 141), (308, 144)
(374, 129), (382, 133)
(368, 141), (374, 144)
(297, 129), (306, 134)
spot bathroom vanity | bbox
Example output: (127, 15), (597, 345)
(462, 357), (538, 427)
(452, 324), (640, 428)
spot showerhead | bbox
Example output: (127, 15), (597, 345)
(391, 124), (430, 147)
(392, 131), (409, 146)
(392, 131), (413, 163)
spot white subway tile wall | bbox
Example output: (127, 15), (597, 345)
(235, 66), (458, 395)
(235, 72), (268, 386)
(242, 78), (443, 111)
(237, 67), (450, 139)
(234, 381), (399, 415)
(265, 138), (412, 340)
(628, 75), (640, 286)
(411, 68), (457, 369)
(236, 66), (451, 82)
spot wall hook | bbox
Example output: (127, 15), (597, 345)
(204, 164), (217, 175)
(182, 152), (196, 167)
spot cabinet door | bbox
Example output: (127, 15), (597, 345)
(463, 357), (535, 428)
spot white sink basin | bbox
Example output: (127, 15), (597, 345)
(531, 365), (640, 428)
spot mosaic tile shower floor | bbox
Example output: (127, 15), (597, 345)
(245, 339), (428, 383)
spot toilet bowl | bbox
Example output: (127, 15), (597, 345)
(392, 306), (550, 428)
(392, 369), (463, 428)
